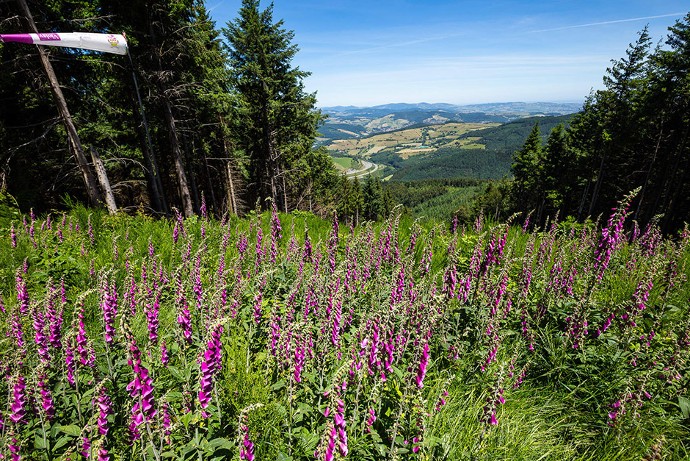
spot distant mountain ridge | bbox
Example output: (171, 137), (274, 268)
(321, 101), (582, 115)
(317, 101), (582, 143)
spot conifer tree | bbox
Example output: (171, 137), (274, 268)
(510, 123), (544, 219)
(224, 0), (331, 212)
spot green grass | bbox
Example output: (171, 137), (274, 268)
(0, 199), (688, 460)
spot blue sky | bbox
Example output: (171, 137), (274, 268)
(208, 1), (688, 107)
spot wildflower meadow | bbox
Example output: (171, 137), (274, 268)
(0, 192), (688, 460)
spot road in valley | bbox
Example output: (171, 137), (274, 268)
(346, 160), (380, 178)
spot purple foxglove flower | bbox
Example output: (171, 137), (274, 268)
(237, 234), (248, 255)
(294, 341), (305, 383)
(46, 290), (63, 350)
(253, 280), (265, 325)
(365, 408), (376, 432)
(161, 402), (172, 440)
(101, 281), (118, 345)
(255, 227), (265, 269)
(127, 338), (156, 439)
(161, 341), (170, 366)
(65, 341), (76, 386)
(97, 386), (112, 436)
(81, 436), (91, 458)
(239, 424), (255, 461)
(11, 312), (25, 351)
(303, 232), (313, 263)
(145, 293), (161, 343)
(38, 376), (55, 421)
(198, 325), (223, 411)
(76, 308), (92, 367)
(177, 287), (193, 343)
(324, 425), (337, 461)
(269, 317), (281, 356)
(16, 271), (29, 316)
(97, 448), (110, 461)
(10, 436), (20, 461)
(33, 307), (50, 364)
(10, 376), (28, 424)
(416, 342), (430, 388)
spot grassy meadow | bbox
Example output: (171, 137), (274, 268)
(0, 193), (688, 460)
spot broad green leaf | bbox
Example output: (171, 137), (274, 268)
(53, 435), (72, 451)
(58, 425), (82, 437)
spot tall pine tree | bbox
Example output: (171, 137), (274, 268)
(224, 0), (331, 212)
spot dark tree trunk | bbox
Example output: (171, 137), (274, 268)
(18, 0), (103, 206)
(163, 99), (194, 217)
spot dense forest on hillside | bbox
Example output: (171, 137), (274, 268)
(384, 115), (572, 181)
(508, 20), (690, 234)
(0, 0), (338, 217)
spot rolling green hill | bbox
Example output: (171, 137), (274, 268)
(388, 114), (574, 181)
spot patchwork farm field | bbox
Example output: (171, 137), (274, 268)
(326, 122), (499, 159)
(0, 196), (689, 459)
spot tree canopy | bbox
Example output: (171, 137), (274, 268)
(509, 15), (690, 233)
(0, 0), (338, 217)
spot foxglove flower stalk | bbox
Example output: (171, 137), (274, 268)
(11, 311), (25, 351)
(101, 281), (117, 345)
(65, 341), (76, 386)
(96, 386), (112, 436)
(10, 435), (20, 461)
(177, 284), (193, 344)
(365, 408), (376, 432)
(294, 340), (306, 383)
(416, 342), (430, 388)
(97, 448), (110, 461)
(594, 193), (635, 281)
(239, 424), (255, 461)
(145, 292), (161, 343)
(160, 341), (170, 367)
(10, 376), (28, 424)
(81, 436), (91, 458)
(334, 399), (348, 456)
(331, 295), (343, 353)
(46, 288), (63, 350)
(33, 307), (50, 364)
(193, 255), (203, 307)
(38, 375), (55, 421)
(253, 278), (266, 324)
(77, 307), (94, 367)
(161, 402), (172, 441)
(390, 266), (405, 307)
(254, 227), (265, 269)
(126, 338), (156, 440)
(237, 234), (248, 256)
(303, 232), (313, 263)
(269, 316), (281, 356)
(198, 325), (223, 411)
(323, 425), (337, 461)
(16, 271), (29, 316)
(368, 323), (381, 376)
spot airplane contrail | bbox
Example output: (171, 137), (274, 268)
(530, 12), (685, 33)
